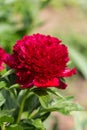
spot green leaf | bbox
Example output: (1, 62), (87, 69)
(6, 124), (23, 130)
(0, 92), (5, 107)
(0, 109), (14, 116)
(2, 90), (18, 110)
(31, 119), (45, 130)
(8, 84), (19, 90)
(46, 88), (65, 99)
(34, 88), (82, 115)
(0, 115), (14, 124)
(34, 111), (50, 122)
(0, 110), (15, 126)
(24, 94), (40, 114)
(1, 69), (14, 79)
(0, 81), (6, 90)
(40, 96), (83, 114)
(0, 109), (14, 124)
(34, 88), (51, 108)
(20, 119), (45, 130)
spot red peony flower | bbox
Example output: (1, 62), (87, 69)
(6, 34), (76, 89)
(0, 47), (7, 71)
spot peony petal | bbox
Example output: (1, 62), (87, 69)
(34, 78), (59, 88)
(58, 80), (67, 89)
(61, 68), (76, 77)
(21, 82), (34, 89)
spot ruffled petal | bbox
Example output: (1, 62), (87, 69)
(34, 78), (59, 88)
(16, 70), (34, 89)
(61, 68), (76, 77)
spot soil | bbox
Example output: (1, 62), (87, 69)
(33, 6), (87, 35)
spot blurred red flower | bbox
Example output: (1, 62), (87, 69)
(6, 34), (76, 89)
(0, 47), (7, 71)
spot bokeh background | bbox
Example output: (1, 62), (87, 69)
(0, 0), (87, 130)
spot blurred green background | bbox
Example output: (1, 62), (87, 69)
(0, 0), (87, 130)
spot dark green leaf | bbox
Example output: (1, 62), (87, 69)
(2, 90), (18, 110)
(20, 119), (45, 130)
(34, 111), (50, 121)
(24, 94), (40, 114)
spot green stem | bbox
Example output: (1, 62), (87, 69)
(16, 90), (29, 124)
(1, 124), (5, 130)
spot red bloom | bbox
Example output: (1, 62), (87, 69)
(6, 34), (76, 89)
(0, 47), (7, 71)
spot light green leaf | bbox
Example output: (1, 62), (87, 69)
(0, 110), (14, 124)
(1, 69), (14, 79)
(31, 119), (46, 130)
(0, 24), (11, 33)
(0, 92), (5, 107)
(4, 0), (15, 4)
(46, 88), (65, 99)
(0, 81), (6, 90)
(39, 95), (83, 114)
(6, 124), (23, 130)
(8, 84), (19, 90)
(34, 88), (82, 114)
